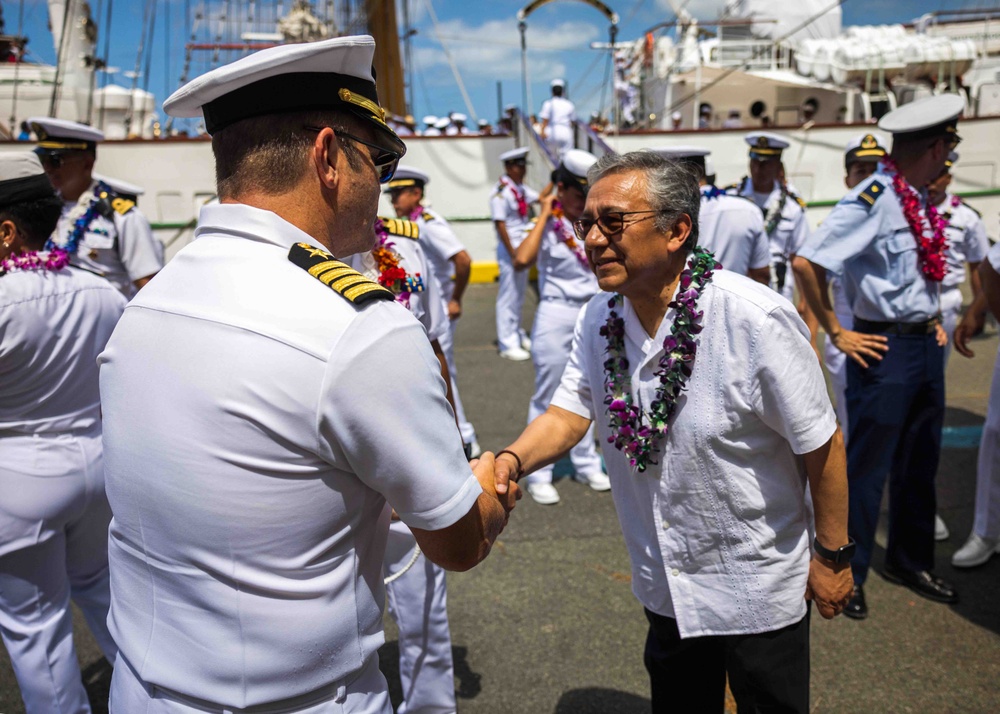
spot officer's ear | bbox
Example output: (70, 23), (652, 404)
(310, 127), (340, 191)
(0, 219), (20, 252)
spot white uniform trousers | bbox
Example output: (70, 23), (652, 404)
(495, 249), (530, 353)
(383, 520), (455, 714)
(773, 257), (796, 304)
(0, 430), (117, 714)
(438, 318), (477, 445)
(823, 337), (849, 445)
(526, 298), (603, 485)
(110, 651), (391, 713)
(940, 287), (964, 367)
(546, 125), (573, 158)
(974, 347), (1000, 540)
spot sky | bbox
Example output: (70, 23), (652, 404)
(6, 0), (973, 128)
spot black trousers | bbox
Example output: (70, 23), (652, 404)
(643, 608), (810, 714)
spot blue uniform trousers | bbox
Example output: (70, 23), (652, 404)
(845, 332), (944, 585)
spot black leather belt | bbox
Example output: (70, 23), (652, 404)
(853, 317), (939, 335)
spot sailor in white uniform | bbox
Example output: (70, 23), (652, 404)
(539, 79), (576, 157)
(102, 36), (514, 713)
(725, 132), (810, 302)
(952, 243), (1000, 567)
(928, 151), (990, 366)
(492, 146), (541, 360)
(512, 150), (610, 505)
(348, 217), (460, 714)
(28, 117), (163, 298)
(421, 115), (440, 136)
(654, 145), (770, 285)
(386, 166), (480, 456)
(0, 151), (125, 713)
(445, 112), (470, 136)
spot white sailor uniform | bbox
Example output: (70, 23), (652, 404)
(51, 179), (163, 298)
(412, 206), (478, 446)
(349, 219), (459, 714)
(525, 214), (603, 487)
(539, 95), (576, 157)
(822, 274), (853, 436)
(100, 203), (481, 713)
(491, 176), (539, 353)
(0, 263), (124, 713)
(939, 193), (989, 365)
(970, 241), (1000, 543)
(727, 177), (810, 301)
(697, 187), (770, 277)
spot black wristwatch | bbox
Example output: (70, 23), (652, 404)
(813, 537), (856, 564)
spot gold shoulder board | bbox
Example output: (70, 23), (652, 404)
(421, 210), (437, 223)
(111, 197), (135, 215)
(857, 180), (885, 209)
(288, 242), (394, 306)
(380, 217), (420, 240)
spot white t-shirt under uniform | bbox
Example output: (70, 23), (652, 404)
(552, 269), (837, 638)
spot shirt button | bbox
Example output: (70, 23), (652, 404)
(671, 568), (680, 577)
(662, 520), (670, 529)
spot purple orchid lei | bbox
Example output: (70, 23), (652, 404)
(599, 247), (719, 472)
(45, 181), (111, 255)
(0, 248), (71, 277)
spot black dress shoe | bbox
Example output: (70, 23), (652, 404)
(881, 566), (958, 604)
(843, 584), (867, 620)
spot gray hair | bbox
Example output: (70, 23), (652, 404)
(587, 150), (700, 250)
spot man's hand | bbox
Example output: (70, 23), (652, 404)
(831, 329), (889, 368)
(934, 322), (948, 348)
(805, 555), (854, 619)
(471, 452), (520, 518)
(538, 192), (556, 216)
(954, 307), (986, 359)
(447, 298), (462, 320)
(492, 452), (521, 504)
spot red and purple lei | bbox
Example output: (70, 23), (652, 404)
(882, 157), (948, 282)
(599, 247), (719, 472)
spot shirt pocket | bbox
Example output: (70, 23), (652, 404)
(884, 229), (918, 285)
(81, 230), (115, 251)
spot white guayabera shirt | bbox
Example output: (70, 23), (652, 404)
(552, 269), (837, 638)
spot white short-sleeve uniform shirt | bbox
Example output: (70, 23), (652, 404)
(940, 194), (990, 290)
(98, 203), (481, 709)
(536, 215), (599, 302)
(551, 270), (837, 639)
(697, 189), (771, 276)
(490, 179), (540, 253)
(729, 177), (810, 265)
(54, 180), (163, 298)
(413, 208), (466, 304)
(539, 97), (576, 131)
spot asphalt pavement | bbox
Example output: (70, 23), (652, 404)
(1, 281), (997, 714)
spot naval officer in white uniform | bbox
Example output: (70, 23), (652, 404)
(654, 145), (770, 285)
(100, 36), (516, 713)
(492, 146), (541, 360)
(539, 79), (576, 157)
(725, 132), (810, 302)
(29, 117), (163, 298)
(0, 152), (125, 713)
(512, 149), (610, 505)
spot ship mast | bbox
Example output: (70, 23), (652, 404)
(365, 0), (406, 117)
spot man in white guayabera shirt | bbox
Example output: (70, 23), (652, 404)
(493, 150), (853, 712)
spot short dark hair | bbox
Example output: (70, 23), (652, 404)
(552, 86), (564, 97)
(588, 150), (700, 251)
(212, 108), (366, 199)
(0, 195), (64, 250)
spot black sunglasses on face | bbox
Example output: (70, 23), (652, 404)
(303, 125), (401, 183)
(573, 210), (659, 241)
(37, 153), (77, 170)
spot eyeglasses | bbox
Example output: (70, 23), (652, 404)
(303, 125), (401, 183)
(573, 210), (659, 240)
(37, 153), (80, 170)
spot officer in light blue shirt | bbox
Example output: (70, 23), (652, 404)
(794, 93), (965, 620)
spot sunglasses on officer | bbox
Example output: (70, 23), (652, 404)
(303, 125), (401, 184)
(36, 152), (86, 171)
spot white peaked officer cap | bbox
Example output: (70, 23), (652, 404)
(843, 133), (887, 166)
(434, 117), (452, 130)
(551, 78), (566, 89)
(499, 146), (530, 163)
(92, 173), (146, 198)
(553, 149), (597, 192)
(384, 165), (430, 191)
(652, 145), (711, 159)
(451, 112), (468, 122)
(744, 131), (789, 160)
(877, 94), (964, 141)
(163, 35), (405, 157)
(28, 117), (104, 152)
(0, 151), (57, 207)
(422, 115), (438, 125)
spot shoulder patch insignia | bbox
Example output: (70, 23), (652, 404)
(380, 217), (420, 240)
(288, 242), (394, 305)
(791, 193), (807, 209)
(857, 180), (885, 209)
(421, 210), (437, 223)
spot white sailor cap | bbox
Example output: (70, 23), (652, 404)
(93, 173), (146, 199)
(551, 78), (566, 89)
(28, 117), (104, 153)
(653, 145), (710, 159)
(745, 132), (789, 160)
(384, 165), (429, 191)
(704, 155), (715, 177)
(451, 112), (468, 123)
(844, 133), (887, 167)
(499, 146), (530, 163)
(552, 149), (597, 192)
(0, 151), (56, 207)
(163, 35), (404, 156)
(422, 115), (438, 125)
(671, 111), (682, 121)
(945, 151), (958, 169)
(434, 117), (451, 130)
(478, 119), (490, 127)
(877, 94), (964, 142)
